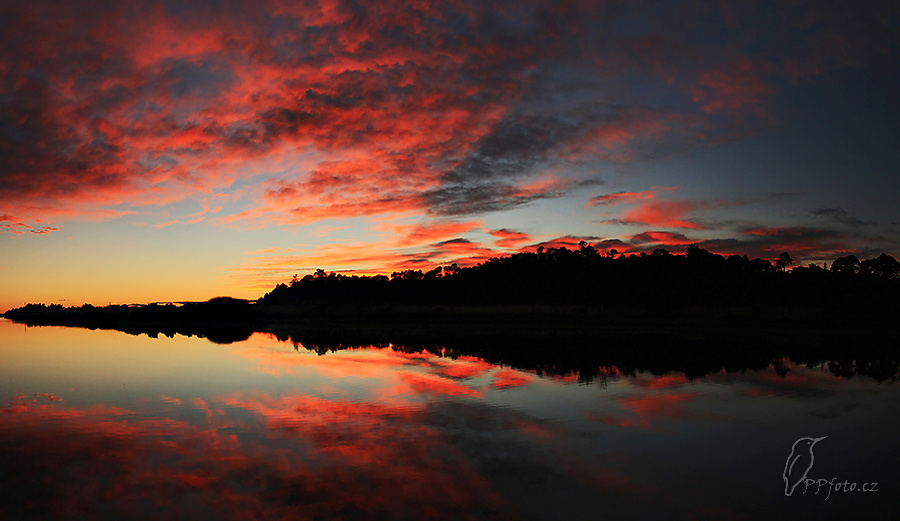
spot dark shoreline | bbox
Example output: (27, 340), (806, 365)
(5, 302), (899, 383)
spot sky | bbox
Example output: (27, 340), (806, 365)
(1, 0), (898, 310)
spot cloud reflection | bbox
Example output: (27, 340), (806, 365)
(3, 336), (895, 520)
(1, 392), (506, 520)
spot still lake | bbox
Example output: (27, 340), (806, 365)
(1, 318), (898, 520)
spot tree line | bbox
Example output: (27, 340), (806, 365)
(259, 243), (900, 310)
(4, 244), (898, 381)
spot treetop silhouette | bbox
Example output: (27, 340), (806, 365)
(254, 245), (898, 310)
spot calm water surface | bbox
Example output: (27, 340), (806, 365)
(1, 318), (898, 520)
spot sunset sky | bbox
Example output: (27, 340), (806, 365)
(1, 0), (898, 310)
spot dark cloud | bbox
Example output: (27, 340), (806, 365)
(440, 112), (588, 184)
(811, 207), (869, 226)
(699, 226), (853, 261)
(423, 182), (565, 216)
(433, 238), (474, 247)
(631, 231), (693, 245)
(594, 238), (629, 251)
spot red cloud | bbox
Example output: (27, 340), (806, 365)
(572, 109), (674, 163)
(597, 189), (745, 231)
(620, 200), (706, 230)
(738, 226), (849, 260)
(630, 231), (695, 246)
(588, 190), (657, 207)
(588, 186), (677, 207)
(385, 220), (482, 247)
(489, 228), (532, 249)
(0, 215), (60, 235)
(691, 58), (774, 113)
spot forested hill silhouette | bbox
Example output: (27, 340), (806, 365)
(258, 243), (900, 311)
(6, 244), (899, 318)
(6, 244), (900, 318)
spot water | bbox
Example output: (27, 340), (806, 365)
(1, 318), (898, 520)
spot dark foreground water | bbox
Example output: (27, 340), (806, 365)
(1, 318), (898, 520)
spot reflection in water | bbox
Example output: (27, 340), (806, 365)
(1, 393), (506, 520)
(1, 321), (899, 520)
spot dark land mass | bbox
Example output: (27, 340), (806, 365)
(4, 245), (900, 382)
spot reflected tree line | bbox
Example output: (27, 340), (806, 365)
(4, 244), (899, 381)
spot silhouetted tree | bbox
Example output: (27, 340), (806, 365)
(831, 255), (861, 275)
(685, 244), (704, 258)
(860, 253), (900, 279)
(684, 244), (719, 263)
(750, 257), (773, 272)
(578, 240), (599, 257)
(776, 252), (794, 271)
